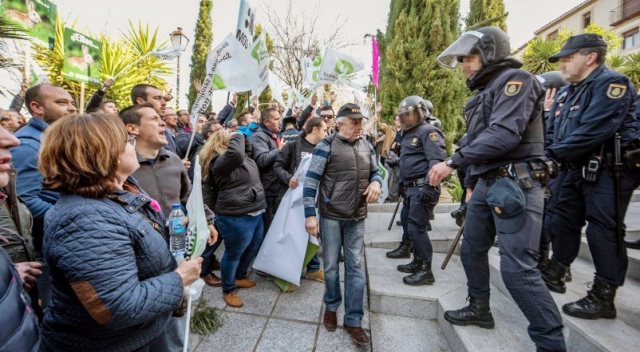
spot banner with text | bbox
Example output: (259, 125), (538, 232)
(1, 0), (57, 48)
(62, 27), (102, 85)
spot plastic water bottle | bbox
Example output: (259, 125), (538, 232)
(169, 204), (187, 262)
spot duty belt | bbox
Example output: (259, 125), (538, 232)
(404, 178), (428, 188)
(479, 160), (550, 189)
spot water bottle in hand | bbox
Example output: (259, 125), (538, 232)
(169, 203), (187, 262)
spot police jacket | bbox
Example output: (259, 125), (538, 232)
(250, 125), (284, 197)
(450, 65), (545, 176)
(399, 121), (446, 184)
(546, 65), (639, 163)
(209, 133), (267, 216)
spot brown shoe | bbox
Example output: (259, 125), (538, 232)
(223, 292), (244, 308)
(235, 278), (256, 289)
(344, 324), (369, 346)
(203, 273), (222, 287)
(323, 310), (337, 331)
(305, 270), (325, 282)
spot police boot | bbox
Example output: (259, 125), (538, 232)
(386, 240), (412, 259)
(542, 260), (569, 293)
(563, 281), (617, 319)
(402, 259), (435, 286)
(397, 256), (419, 273)
(537, 247), (551, 271)
(565, 268), (573, 283)
(450, 204), (466, 227)
(444, 296), (495, 329)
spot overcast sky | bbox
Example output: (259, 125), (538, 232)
(1, 0), (584, 110)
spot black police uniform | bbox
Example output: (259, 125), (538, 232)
(545, 63), (640, 307)
(398, 121), (446, 268)
(447, 66), (566, 350)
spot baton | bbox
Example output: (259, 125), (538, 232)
(387, 197), (402, 231)
(442, 221), (464, 270)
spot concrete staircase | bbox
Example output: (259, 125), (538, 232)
(363, 197), (640, 352)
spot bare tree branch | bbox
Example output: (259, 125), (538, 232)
(261, 0), (355, 90)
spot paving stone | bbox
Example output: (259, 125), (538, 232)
(370, 313), (449, 352)
(195, 312), (266, 352)
(315, 326), (371, 352)
(255, 319), (317, 352)
(223, 278), (280, 316)
(272, 280), (325, 323)
(201, 285), (227, 310)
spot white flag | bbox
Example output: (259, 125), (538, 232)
(267, 71), (288, 108)
(150, 47), (182, 61)
(302, 55), (323, 89)
(235, 0), (257, 51)
(318, 48), (364, 84)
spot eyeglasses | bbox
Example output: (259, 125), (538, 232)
(127, 135), (137, 146)
(321, 114), (336, 119)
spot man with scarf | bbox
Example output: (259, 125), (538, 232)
(250, 108), (286, 232)
(429, 27), (566, 351)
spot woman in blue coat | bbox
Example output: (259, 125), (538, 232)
(38, 113), (202, 352)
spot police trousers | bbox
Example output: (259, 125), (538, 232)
(461, 178), (565, 351)
(547, 166), (640, 286)
(401, 186), (436, 262)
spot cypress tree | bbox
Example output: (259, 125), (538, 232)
(187, 0), (213, 109)
(465, 0), (507, 31)
(380, 0), (467, 151)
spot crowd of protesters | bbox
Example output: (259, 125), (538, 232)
(0, 75), (390, 350)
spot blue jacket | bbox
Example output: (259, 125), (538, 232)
(11, 117), (60, 253)
(0, 247), (42, 352)
(547, 65), (639, 162)
(42, 181), (183, 352)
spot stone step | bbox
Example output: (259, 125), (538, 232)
(369, 202), (460, 214)
(370, 313), (450, 352)
(579, 238), (640, 282)
(365, 247), (466, 320)
(437, 285), (535, 352)
(364, 212), (461, 254)
(488, 248), (640, 352)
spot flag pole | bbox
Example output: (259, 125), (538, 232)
(80, 82), (86, 114)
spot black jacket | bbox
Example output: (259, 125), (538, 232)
(250, 125), (283, 197)
(209, 134), (266, 216)
(273, 135), (303, 186)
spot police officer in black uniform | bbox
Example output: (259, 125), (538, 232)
(537, 70), (570, 274)
(430, 27), (566, 351)
(392, 96), (446, 286)
(542, 34), (640, 319)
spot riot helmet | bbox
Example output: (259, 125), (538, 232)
(437, 26), (511, 68)
(536, 71), (569, 90)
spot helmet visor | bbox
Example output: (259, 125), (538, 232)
(436, 31), (485, 69)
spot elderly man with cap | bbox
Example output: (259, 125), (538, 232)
(542, 33), (640, 320)
(429, 26), (566, 351)
(303, 103), (382, 347)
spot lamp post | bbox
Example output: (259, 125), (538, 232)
(170, 27), (190, 110)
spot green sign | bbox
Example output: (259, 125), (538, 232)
(1, 0), (57, 48)
(62, 27), (102, 85)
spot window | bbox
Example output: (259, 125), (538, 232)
(547, 30), (559, 40)
(623, 28), (640, 49)
(583, 12), (592, 29)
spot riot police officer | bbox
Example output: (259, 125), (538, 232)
(430, 26), (566, 351)
(542, 34), (640, 319)
(392, 95), (446, 286)
(537, 70), (570, 274)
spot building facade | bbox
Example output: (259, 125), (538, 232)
(533, 0), (640, 54)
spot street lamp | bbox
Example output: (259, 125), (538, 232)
(170, 27), (190, 109)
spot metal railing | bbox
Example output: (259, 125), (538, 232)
(611, 0), (640, 25)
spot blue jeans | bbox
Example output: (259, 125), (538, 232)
(216, 214), (264, 293)
(320, 217), (365, 327)
(307, 254), (321, 273)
